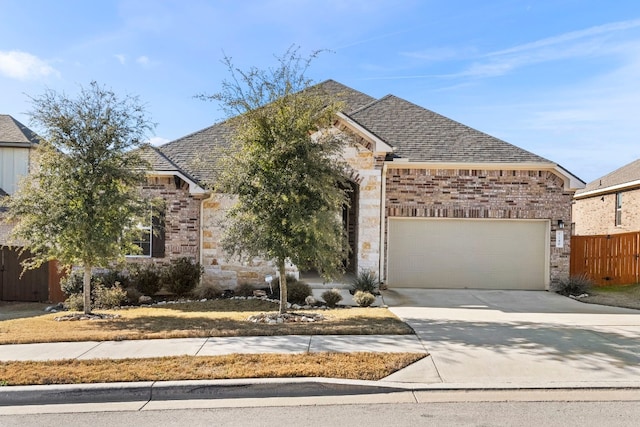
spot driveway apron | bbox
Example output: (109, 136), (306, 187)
(383, 289), (640, 386)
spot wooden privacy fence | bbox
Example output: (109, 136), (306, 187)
(570, 232), (640, 286)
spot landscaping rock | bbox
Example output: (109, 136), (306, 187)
(246, 312), (326, 324)
(54, 313), (121, 321)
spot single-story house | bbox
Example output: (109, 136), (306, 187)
(143, 80), (585, 291)
(573, 158), (640, 235)
(571, 159), (640, 285)
(0, 114), (63, 302)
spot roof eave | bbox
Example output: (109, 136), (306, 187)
(146, 170), (209, 197)
(575, 179), (640, 199)
(336, 112), (394, 154)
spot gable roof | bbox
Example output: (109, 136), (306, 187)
(347, 95), (550, 164)
(0, 115), (39, 146)
(575, 158), (640, 198)
(158, 80), (376, 185)
(138, 144), (207, 196)
(157, 81), (583, 190)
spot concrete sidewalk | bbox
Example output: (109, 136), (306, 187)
(0, 334), (426, 362)
(3, 288), (640, 409)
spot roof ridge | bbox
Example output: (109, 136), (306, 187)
(345, 94), (393, 116)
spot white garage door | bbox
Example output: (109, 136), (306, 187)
(387, 218), (549, 290)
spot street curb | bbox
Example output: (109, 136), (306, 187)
(0, 379), (405, 406)
(0, 381), (154, 406)
(3, 378), (640, 406)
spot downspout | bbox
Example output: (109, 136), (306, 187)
(379, 162), (388, 283)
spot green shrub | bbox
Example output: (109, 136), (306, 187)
(321, 288), (343, 308)
(94, 269), (129, 289)
(353, 290), (376, 307)
(162, 257), (203, 297)
(552, 274), (593, 297)
(351, 269), (380, 295)
(287, 280), (312, 305)
(93, 284), (127, 309)
(64, 293), (84, 311)
(130, 264), (162, 296)
(270, 275), (312, 304)
(193, 282), (224, 300)
(61, 272), (84, 296)
(124, 286), (143, 304)
(235, 282), (256, 297)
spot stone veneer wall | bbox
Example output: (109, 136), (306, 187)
(341, 142), (384, 275)
(573, 187), (640, 236)
(135, 176), (201, 265)
(384, 168), (575, 285)
(199, 130), (386, 289)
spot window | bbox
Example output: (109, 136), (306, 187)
(128, 211), (165, 258)
(615, 192), (623, 226)
(131, 223), (152, 256)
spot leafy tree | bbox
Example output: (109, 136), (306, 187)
(204, 47), (349, 313)
(2, 82), (154, 314)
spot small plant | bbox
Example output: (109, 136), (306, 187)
(287, 280), (312, 305)
(353, 290), (376, 307)
(93, 284), (127, 309)
(60, 272), (84, 296)
(64, 293), (84, 311)
(235, 282), (256, 297)
(552, 274), (593, 297)
(94, 269), (129, 289)
(162, 257), (203, 297)
(321, 288), (343, 308)
(193, 282), (224, 300)
(350, 269), (380, 295)
(270, 275), (312, 304)
(130, 264), (162, 296)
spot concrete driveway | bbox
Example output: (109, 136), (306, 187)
(381, 289), (640, 388)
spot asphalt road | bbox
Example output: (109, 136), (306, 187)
(2, 400), (640, 427)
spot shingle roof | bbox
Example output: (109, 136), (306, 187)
(347, 95), (551, 163)
(312, 79), (376, 114)
(0, 115), (39, 146)
(158, 81), (564, 187)
(159, 120), (236, 186)
(138, 144), (186, 173)
(576, 158), (640, 195)
(158, 80), (376, 185)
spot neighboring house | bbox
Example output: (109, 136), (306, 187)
(147, 80), (584, 291)
(573, 159), (640, 235)
(571, 159), (640, 285)
(0, 114), (63, 302)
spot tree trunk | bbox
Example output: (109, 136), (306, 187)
(278, 259), (287, 314)
(83, 264), (92, 314)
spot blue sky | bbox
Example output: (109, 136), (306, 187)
(1, 0), (639, 183)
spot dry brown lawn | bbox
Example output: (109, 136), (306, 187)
(580, 283), (640, 310)
(0, 299), (422, 385)
(0, 353), (425, 386)
(0, 299), (413, 344)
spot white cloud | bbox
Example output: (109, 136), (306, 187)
(115, 54), (126, 65)
(136, 55), (150, 66)
(0, 50), (59, 80)
(147, 136), (170, 146)
(450, 18), (640, 79)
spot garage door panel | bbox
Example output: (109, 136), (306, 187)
(387, 218), (548, 290)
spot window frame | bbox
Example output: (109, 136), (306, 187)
(128, 215), (153, 258)
(615, 192), (623, 226)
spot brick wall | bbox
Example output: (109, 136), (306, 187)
(384, 167), (575, 285)
(573, 187), (640, 236)
(136, 176), (201, 265)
